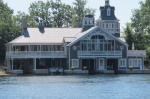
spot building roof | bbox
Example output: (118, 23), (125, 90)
(8, 28), (81, 45)
(67, 26), (128, 47)
(99, 4), (118, 20)
(118, 37), (126, 43)
(63, 37), (76, 43)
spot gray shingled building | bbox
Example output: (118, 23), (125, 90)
(5, 0), (146, 74)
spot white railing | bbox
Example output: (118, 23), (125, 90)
(127, 50), (146, 57)
(78, 51), (122, 56)
(8, 51), (66, 58)
(105, 29), (120, 34)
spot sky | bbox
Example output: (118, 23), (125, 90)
(3, 0), (144, 31)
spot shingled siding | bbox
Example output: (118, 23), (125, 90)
(70, 41), (81, 69)
(115, 40), (127, 58)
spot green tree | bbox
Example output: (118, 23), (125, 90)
(29, 0), (73, 28)
(124, 0), (150, 61)
(72, 0), (87, 27)
(72, 0), (95, 27)
(123, 23), (135, 50)
(131, 0), (150, 43)
(51, 0), (73, 27)
(0, 0), (20, 62)
(29, 0), (51, 27)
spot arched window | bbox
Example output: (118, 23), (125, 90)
(98, 35), (105, 39)
(91, 35), (105, 40)
(91, 35), (96, 39)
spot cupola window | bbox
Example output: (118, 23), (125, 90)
(107, 7), (111, 16)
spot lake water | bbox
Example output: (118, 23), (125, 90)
(0, 74), (150, 99)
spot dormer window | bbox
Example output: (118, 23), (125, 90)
(107, 7), (111, 16)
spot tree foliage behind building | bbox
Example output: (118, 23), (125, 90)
(123, 0), (150, 62)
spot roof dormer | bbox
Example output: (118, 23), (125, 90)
(82, 14), (95, 32)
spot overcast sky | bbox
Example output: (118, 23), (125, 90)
(4, 0), (144, 31)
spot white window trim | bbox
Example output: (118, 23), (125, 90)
(129, 58), (142, 67)
(72, 59), (79, 68)
(119, 59), (126, 67)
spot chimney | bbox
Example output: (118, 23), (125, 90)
(22, 16), (28, 35)
(22, 16), (28, 29)
(38, 19), (45, 33)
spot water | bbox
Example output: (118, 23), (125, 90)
(0, 74), (150, 99)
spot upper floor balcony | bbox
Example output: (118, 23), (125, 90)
(6, 45), (67, 58)
(78, 51), (122, 57)
(7, 51), (67, 58)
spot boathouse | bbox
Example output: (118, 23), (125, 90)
(5, 0), (146, 74)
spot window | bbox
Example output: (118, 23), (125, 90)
(129, 58), (142, 67)
(120, 59), (126, 67)
(100, 44), (103, 51)
(88, 44), (91, 51)
(107, 7), (111, 16)
(85, 20), (87, 25)
(41, 45), (48, 51)
(72, 59), (79, 68)
(106, 23), (108, 28)
(108, 44), (112, 51)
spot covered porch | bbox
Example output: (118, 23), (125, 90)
(7, 58), (66, 74)
(79, 57), (119, 74)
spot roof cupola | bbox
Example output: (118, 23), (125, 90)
(105, 0), (110, 6)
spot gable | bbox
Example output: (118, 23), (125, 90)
(67, 26), (128, 47)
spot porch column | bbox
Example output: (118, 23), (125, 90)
(34, 58), (36, 70)
(79, 58), (82, 70)
(7, 58), (10, 70)
(104, 58), (108, 70)
(11, 58), (13, 70)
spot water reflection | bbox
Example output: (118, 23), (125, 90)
(0, 74), (150, 99)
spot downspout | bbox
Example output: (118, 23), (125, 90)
(69, 46), (70, 70)
(126, 46), (128, 70)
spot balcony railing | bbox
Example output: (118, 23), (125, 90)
(127, 50), (146, 57)
(78, 51), (122, 56)
(7, 51), (66, 58)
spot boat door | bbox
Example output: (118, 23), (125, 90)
(98, 58), (104, 70)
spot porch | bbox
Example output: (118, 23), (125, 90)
(6, 44), (67, 58)
(7, 58), (66, 74)
(7, 51), (66, 58)
(79, 58), (119, 74)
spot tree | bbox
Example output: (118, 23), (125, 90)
(124, 0), (150, 61)
(28, 0), (73, 28)
(72, 0), (95, 27)
(0, 0), (20, 62)
(51, 0), (73, 27)
(29, 0), (51, 27)
(123, 23), (135, 50)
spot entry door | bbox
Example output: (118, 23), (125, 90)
(99, 58), (104, 70)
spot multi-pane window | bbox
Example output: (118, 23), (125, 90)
(30, 45), (40, 51)
(80, 35), (114, 51)
(72, 59), (79, 68)
(120, 59), (126, 67)
(129, 58), (142, 67)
